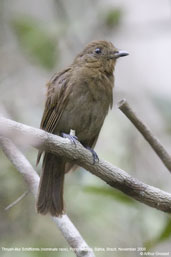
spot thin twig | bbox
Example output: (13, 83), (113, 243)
(0, 136), (95, 257)
(5, 191), (29, 211)
(117, 99), (171, 172)
(0, 117), (171, 213)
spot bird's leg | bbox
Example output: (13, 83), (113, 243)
(85, 146), (99, 164)
(61, 129), (78, 146)
(62, 130), (99, 164)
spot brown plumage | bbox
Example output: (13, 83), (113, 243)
(36, 40), (128, 216)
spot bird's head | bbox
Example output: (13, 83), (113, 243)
(73, 40), (129, 74)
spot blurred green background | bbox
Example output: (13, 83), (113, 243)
(0, 0), (171, 256)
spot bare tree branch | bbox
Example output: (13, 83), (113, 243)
(117, 99), (171, 172)
(0, 136), (95, 257)
(0, 117), (171, 213)
(5, 191), (29, 211)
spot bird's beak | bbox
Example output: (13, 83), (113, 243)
(114, 50), (129, 58)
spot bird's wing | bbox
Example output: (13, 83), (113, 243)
(37, 67), (72, 164)
(86, 130), (101, 149)
(40, 68), (71, 132)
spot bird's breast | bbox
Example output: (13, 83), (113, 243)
(56, 72), (114, 141)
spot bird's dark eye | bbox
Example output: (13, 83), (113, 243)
(95, 48), (101, 54)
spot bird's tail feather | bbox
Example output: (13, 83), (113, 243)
(36, 153), (65, 216)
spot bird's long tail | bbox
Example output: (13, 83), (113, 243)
(36, 153), (65, 216)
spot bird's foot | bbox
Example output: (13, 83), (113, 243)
(85, 146), (99, 164)
(61, 133), (78, 146)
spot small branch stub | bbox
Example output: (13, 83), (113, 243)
(5, 191), (29, 211)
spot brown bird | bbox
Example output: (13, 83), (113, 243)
(36, 40), (128, 216)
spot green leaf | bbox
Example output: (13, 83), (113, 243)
(84, 185), (136, 205)
(12, 17), (57, 70)
(158, 218), (171, 241)
(145, 217), (171, 250)
(104, 8), (122, 28)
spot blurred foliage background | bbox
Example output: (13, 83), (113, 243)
(0, 0), (171, 256)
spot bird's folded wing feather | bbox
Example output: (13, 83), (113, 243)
(37, 68), (72, 164)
